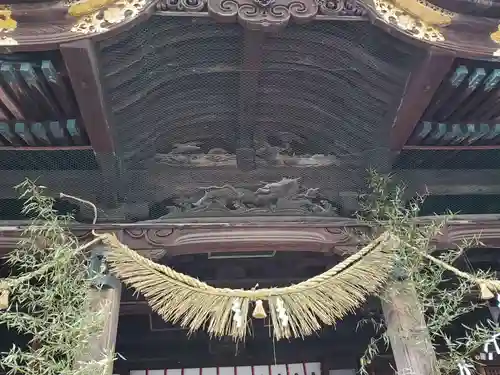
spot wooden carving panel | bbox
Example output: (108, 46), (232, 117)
(156, 0), (366, 19)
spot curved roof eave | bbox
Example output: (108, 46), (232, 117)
(0, 0), (499, 60)
(0, 0), (157, 51)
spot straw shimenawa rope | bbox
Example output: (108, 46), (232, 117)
(101, 231), (398, 340)
(5, 193), (500, 341)
(420, 252), (500, 300)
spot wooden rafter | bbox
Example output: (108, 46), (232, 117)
(60, 39), (121, 206)
(235, 30), (265, 171)
(390, 49), (455, 152)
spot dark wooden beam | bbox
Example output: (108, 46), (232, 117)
(60, 39), (121, 206)
(403, 145), (500, 150)
(390, 49), (455, 152)
(3, 212), (500, 257)
(396, 169), (500, 196)
(236, 31), (265, 171)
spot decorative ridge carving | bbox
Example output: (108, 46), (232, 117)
(156, 0), (206, 11)
(157, 0), (367, 16)
(318, 0), (366, 16)
(122, 226), (367, 256)
(207, 0), (319, 31)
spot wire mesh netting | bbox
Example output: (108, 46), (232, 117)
(99, 17), (422, 168)
(93, 16), (426, 219)
(2, 16), (497, 219)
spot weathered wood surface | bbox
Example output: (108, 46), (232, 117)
(0, 0), (496, 60)
(61, 39), (121, 204)
(0, 57), (86, 148)
(382, 282), (438, 375)
(390, 50), (454, 152)
(76, 283), (121, 375)
(1, 213), (500, 256)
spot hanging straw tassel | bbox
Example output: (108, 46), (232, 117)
(252, 300), (267, 319)
(0, 288), (9, 310)
(480, 282), (495, 300)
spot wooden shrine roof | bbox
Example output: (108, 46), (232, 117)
(0, 0), (499, 58)
(0, 0), (499, 218)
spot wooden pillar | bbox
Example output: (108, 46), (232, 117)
(381, 282), (438, 375)
(77, 244), (122, 375)
(77, 284), (121, 374)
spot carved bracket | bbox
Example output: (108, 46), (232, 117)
(207, 0), (318, 31)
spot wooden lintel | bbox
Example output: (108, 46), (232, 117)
(236, 30), (265, 171)
(390, 49), (455, 152)
(382, 282), (438, 375)
(1, 214), (500, 255)
(60, 39), (121, 206)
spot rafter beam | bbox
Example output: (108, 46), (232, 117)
(60, 39), (121, 206)
(390, 49), (455, 152)
(236, 30), (265, 171)
(396, 169), (500, 196)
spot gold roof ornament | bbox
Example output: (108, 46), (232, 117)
(68, 0), (117, 17)
(71, 0), (146, 34)
(491, 25), (500, 45)
(391, 0), (454, 26)
(0, 6), (17, 32)
(373, 0), (446, 42)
